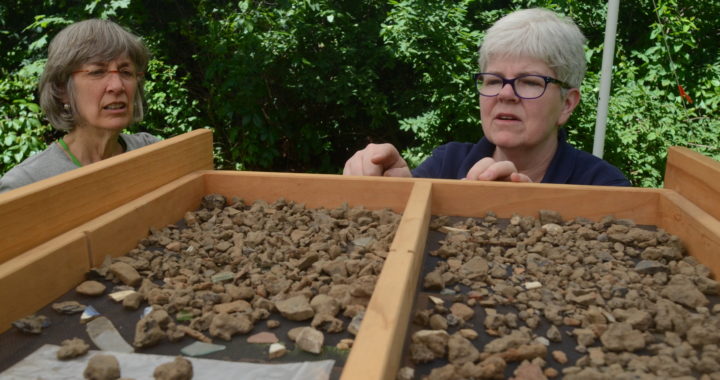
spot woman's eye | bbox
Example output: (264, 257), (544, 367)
(120, 70), (134, 78)
(520, 78), (543, 87)
(89, 69), (107, 77)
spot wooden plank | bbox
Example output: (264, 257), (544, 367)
(342, 181), (431, 380)
(84, 173), (206, 267)
(659, 191), (720, 278)
(664, 146), (720, 221)
(0, 129), (213, 266)
(0, 232), (89, 333)
(427, 179), (661, 224)
(204, 171), (414, 212)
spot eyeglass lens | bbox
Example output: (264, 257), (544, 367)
(476, 74), (548, 99)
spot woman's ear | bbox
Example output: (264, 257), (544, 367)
(557, 88), (581, 126)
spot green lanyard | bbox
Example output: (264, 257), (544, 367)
(57, 138), (83, 167)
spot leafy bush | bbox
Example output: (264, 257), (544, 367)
(0, 0), (718, 188)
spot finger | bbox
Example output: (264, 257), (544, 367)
(465, 157), (497, 180)
(510, 172), (533, 183)
(384, 167), (412, 177)
(477, 161), (518, 181)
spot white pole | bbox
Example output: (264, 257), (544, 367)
(593, 0), (620, 158)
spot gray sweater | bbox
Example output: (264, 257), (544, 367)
(0, 132), (159, 193)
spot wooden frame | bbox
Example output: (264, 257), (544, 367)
(1, 129), (718, 380)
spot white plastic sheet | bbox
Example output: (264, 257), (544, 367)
(0, 344), (334, 380)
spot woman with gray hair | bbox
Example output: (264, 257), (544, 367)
(0, 19), (159, 192)
(343, 8), (630, 186)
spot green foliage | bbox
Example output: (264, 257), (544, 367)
(0, 0), (718, 187)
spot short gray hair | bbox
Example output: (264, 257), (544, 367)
(478, 8), (587, 89)
(39, 19), (150, 131)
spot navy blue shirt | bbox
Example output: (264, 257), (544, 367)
(412, 130), (631, 186)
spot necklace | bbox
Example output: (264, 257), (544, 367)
(56, 136), (127, 167)
(57, 138), (83, 167)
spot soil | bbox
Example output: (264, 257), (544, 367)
(401, 211), (720, 379)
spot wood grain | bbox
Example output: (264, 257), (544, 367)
(0, 232), (88, 333)
(342, 181), (431, 380)
(664, 146), (720, 221)
(0, 129), (213, 266)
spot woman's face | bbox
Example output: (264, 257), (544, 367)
(70, 55), (139, 132)
(479, 56), (579, 153)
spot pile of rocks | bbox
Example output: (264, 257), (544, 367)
(404, 210), (720, 379)
(90, 194), (400, 357)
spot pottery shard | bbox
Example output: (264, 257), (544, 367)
(276, 295), (315, 321)
(448, 334), (480, 365)
(209, 313), (253, 341)
(57, 337), (90, 360)
(461, 257), (489, 279)
(295, 327), (324, 354)
(450, 302), (475, 321)
(213, 300), (252, 314)
(499, 343), (547, 363)
(109, 262), (142, 287)
(76, 281), (107, 296)
(153, 356), (193, 380)
(84, 354), (121, 380)
(600, 322), (646, 352)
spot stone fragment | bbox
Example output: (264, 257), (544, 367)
(450, 303), (474, 321)
(153, 356), (193, 380)
(410, 330), (449, 363)
(552, 350), (567, 364)
(511, 361), (546, 380)
(122, 292), (143, 310)
(84, 354), (121, 380)
(57, 337), (90, 360)
(448, 334), (480, 365)
(600, 322), (646, 352)
(660, 278), (709, 308)
(76, 281), (107, 296)
(52, 301), (86, 314)
(109, 262), (142, 287)
(208, 313), (253, 341)
(296, 327), (324, 354)
(275, 295), (314, 321)
(12, 314), (49, 334)
(268, 343), (287, 359)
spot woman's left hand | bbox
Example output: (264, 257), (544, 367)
(465, 157), (532, 182)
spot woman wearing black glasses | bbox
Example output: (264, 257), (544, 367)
(0, 19), (159, 192)
(343, 8), (630, 186)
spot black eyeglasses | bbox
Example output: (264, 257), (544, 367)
(473, 73), (571, 99)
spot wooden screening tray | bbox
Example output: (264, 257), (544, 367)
(0, 129), (719, 380)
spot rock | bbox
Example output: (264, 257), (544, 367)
(268, 343), (287, 359)
(153, 356), (193, 380)
(510, 361), (547, 380)
(295, 327), (324, 354)
(448, 334), (480, 365)
(12, 314), (49, 334)
(208, 313), (253, 341)
(57, 337), (90, 360)
(660, 278), (709, 308)
(552, 350), (568, 364)
(600, 322), (645, 352)
(410, 330), (449, 363)
(84, 354), (121, 380)
(52, 301), (86, 314)
(450, 303), (474, 321)
(109, 262), (142, 287)
(122, 292), (143, 310)
(485, 329), (532, 353)
(275, 295), (314, 321)
(76, 281), (107, 296)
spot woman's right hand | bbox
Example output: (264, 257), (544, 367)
(343, 143), (412, 177)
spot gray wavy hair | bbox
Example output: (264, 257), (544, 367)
(478, 8), (587, 89)
(39, 19), (150, 131)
